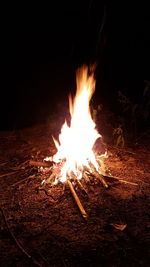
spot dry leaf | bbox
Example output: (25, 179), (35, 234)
(110, 223), (127, 231)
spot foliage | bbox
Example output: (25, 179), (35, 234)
(113, 125), (125, 147)
(91, 103), (103, 122)
(118, 80), (150, 137)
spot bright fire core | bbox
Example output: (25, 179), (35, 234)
(46, 65), (104, 183)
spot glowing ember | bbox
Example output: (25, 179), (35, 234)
(45, 65), (106, 183)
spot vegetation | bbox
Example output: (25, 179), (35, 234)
(118, 80), (150, 140)
(113, 125), (125, 147)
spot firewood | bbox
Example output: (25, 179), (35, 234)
(29, 160), (53, 168)
(84, 172), (90, 182)
(104, 174), (138, 186)
(44, 167), (60, 184)
(95, 172), (109, 188)
(10, 160), (29, 170)
(0, 171), (17, 178)
(11, 175), (36, 187)
(67, 180), (88, 220)
(71, 172), (88, 195)
(0, 207), (42, 267)
(76, 179), (88, 195)
(89, 163), (108, 188)
(117, 180), (138, 186)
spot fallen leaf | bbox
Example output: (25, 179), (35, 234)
(110, 223), (127, 231)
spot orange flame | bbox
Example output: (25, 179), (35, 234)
(48, 65), (103, 183)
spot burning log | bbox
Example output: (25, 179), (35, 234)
(44, 167), (60, 184)
(94, 172), (108, 189)
(70, 172), (88, 195)
(29, 160), (53, 168)
(67, 180), (88, 220)
(76, 179), (88, 195)
(84, 172), (90, 182)
(89, 163), (108, 188)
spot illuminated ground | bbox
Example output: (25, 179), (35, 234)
(0, 122), (150, 266)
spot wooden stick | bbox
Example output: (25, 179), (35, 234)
(104, 175), (138, 186)
(11, 175), (36, 187)
(76, 179), (88, 195)
(89, 163), (108, 188)
(29, 160), (53, 168)
(84, 172), (90, 182)
(44, 168), (60, 184)
(67, 180), (88, 220)
(0, 162), (7, 166)
(0, 171), (17, 178)
(117, 180), (138, 186)
(10, 160), (29, 170)
(0, 207), (42, 267)
(71, 172), (88, 195)
(95, 172), (109, 188)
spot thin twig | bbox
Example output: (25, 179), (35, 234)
(0, 162), (7, 166)
(10, 160), (29, 170)
(0, 207), (42, 267)
(0, 171), (17, 178)
(11, 175), (36, 187)
(76, 178), (88, 195)
(70, 172), (88, 195)
(89, 162), (108, 188)
(117, 180), (138, 186)
(104, 174), (138, 186)
(84, 172), (90, 182)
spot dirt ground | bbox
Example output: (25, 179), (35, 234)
(0, 122), (150, 267)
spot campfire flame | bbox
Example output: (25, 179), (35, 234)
(46, 65), (106, 184)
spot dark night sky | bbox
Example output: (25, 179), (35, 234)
(0, 1), (150, 130)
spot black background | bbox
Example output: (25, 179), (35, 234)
(0, 1), (150, 130)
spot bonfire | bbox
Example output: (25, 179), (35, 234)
(29, 64), (137, 219)
(42, 65), (108, 218)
